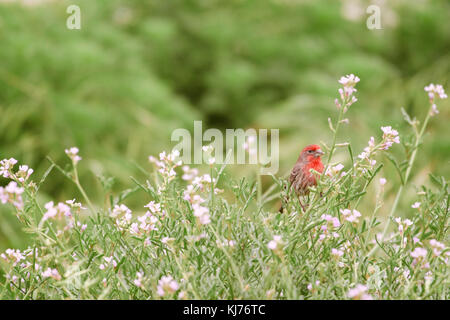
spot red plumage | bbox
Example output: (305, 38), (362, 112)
(289, 144), (324, 195)
(280, 144), (324, 212)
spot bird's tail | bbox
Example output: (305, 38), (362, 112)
(279, 182), (290, 213)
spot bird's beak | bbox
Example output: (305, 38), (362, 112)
(315, 149), (325, 156)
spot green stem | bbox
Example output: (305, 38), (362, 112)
(73, 165), (96, 213)
(368, 104), (433, 257)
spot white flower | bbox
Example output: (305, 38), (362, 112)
(65, 147), (82, 164)
(144, 201), (161, 214)
(430, 104), (439, 116)
(347, 284), (372, 300)
(331, 248), (344, 258)
(42, 268), (61, 281)
(181, 166), (199, 181)
(380, 126), (400, 150)
(42, 201), (72, 221)
(157, 275), (179, 297)
(0, 158), (18, 178)
(429, 239), (445, 257)
(0, 181), (25, 210)
(339, 74), (360, 87)
(110, 204), (131, 218)
(134, 272), (144, 288)
(268, 235), (284, 252)
(192, 204), (211, 225)
(424, 83), (447, 100)
(411, 202), (421, 209)
(16, 165), (34, 183)
(379, 178), (387, 186)
(411, 247), (427, 259)
(340, 209), (361, 224)
(322, 214), (341, 228)
(326, 163), (345, 177)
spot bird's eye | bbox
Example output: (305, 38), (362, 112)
(308, 150), (314, 153)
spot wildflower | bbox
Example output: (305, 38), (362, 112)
(110, 204), (131, 218)
(380, 126), (400, 150)
(268, 235), (285, 254)
(0, 158), (18, 178)
(0, 181), (24, 211)
(424, 83), (447, 100)
(131, 211), (159, 235)
(1, 249), (25, 266)
(243, 135), (257, 155)
(411, 202), (421, 209)
(429, 239), (445, 257)
(192, 204), (211, 225)
(16, 165), (34, 183)
(65, 147), (82, 164)
(411, 247), (427, 259)
(100, 256), (117, 270)
(181, 165), (199, 181)
(322, 214), (341, 228)
(340, 209), (361, 224)
(337, 74), (360, 111)
(149, 150), (182, 183)
(394, 217), (413, 235)
(157, 275), (179, 297)
(326, 163), (345, 177)
(42, 201), (72, 221)
(216, 239), (236, 248)
(42, 268), (62, 281)
(66, 199), (86, 210)
(76, 221), (87, 232)
(331, 248), (344, 258)
(430, 104), (439, 116)
(339, 74), (360, 87)
(347, 284), (373, 300)
(379, 178), (387, 186)
(144, 201), (162, 214)
(134, 272), (144, 288)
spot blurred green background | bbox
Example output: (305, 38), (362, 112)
(0, 0), (449, 250)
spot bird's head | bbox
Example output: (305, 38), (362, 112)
(300, 144), (325, 162)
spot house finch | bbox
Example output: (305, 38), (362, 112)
(280, 144), (325, 212)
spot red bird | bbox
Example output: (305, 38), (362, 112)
(280, 144), (325, 212)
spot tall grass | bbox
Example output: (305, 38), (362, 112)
(0, 78), (448, 299)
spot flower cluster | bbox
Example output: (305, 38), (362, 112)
(134, 271), (145, 288)
(356, 126), (400, 174)
(340, 209), (362, 224)
(394, 217), (413, 236)
(42, 268), (62, 281)
(99, 256), (118, 270)
(380, 126), (400, 150)
(0, 158), (18, 179)
(424, 83), (447, 101)
(65, 147), (82, 164)
(0, 181), (25, 211)
(268, 235), (285, 255)
(183, 174), (217, 225)
(110, 204), (133, 230)
(410, 247), (429, 269)
(149, 149), (182, 184)
(319, 214), (340, 241)
(347, 284), (373, 300)
(131, 210), (159, 235)
(1, 248), (26, 267)
(181, 165), (199, 181)
(157, 275), (179, 297)
(325, 163), (345, 178)
(335, 74), (360, 112)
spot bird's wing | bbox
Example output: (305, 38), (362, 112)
(289, 163), (309, 194)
